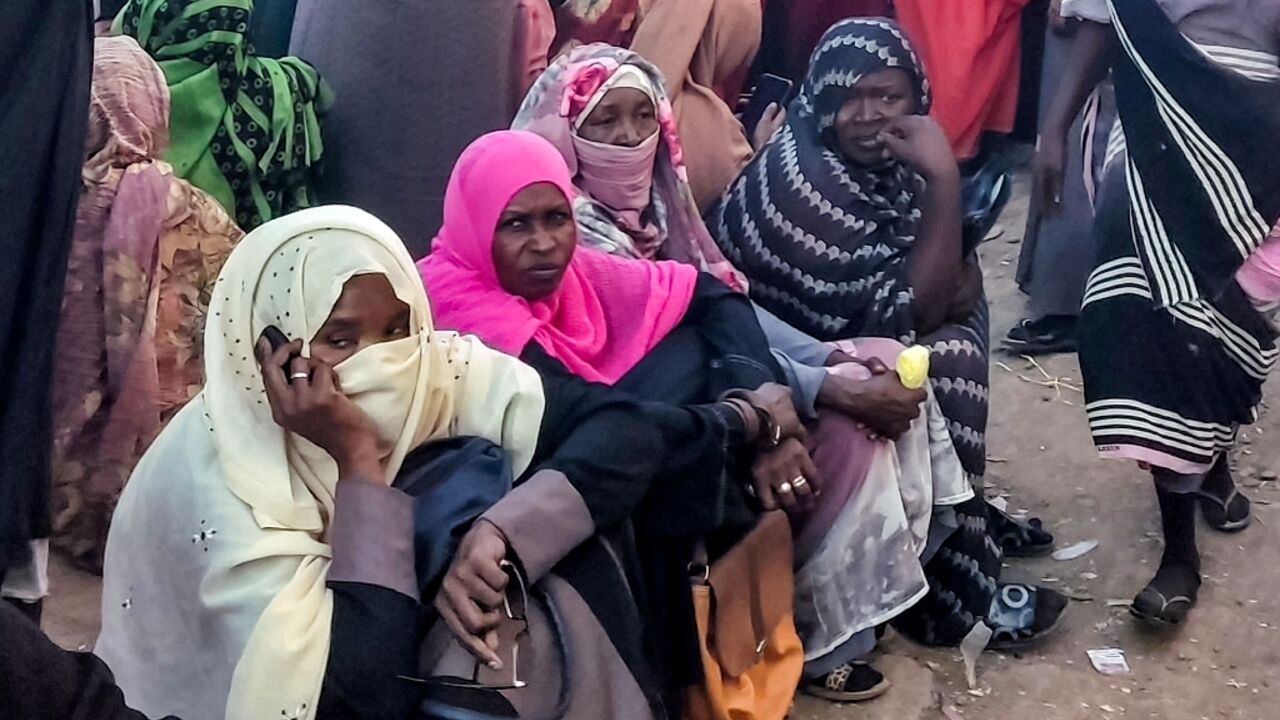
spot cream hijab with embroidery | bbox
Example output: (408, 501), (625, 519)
(97, 206), (545, 720)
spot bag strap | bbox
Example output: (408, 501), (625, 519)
(689, 539), (710, 585)
(746, 544), (769, 653)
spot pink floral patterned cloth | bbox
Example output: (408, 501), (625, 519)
(51, 37), (242, 569)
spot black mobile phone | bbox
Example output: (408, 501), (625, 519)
(260, 325), (303, 382)
(742, 73), (795, 139)
(262, 325), (290, 353)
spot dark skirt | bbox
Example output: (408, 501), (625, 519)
(1016, 28), (1115, 319)
(1077, 0), (1280, 474)
(1079, 165), (1274, 472)
(289, 0), (525, 255)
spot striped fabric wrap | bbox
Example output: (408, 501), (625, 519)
(1078, 0), (1280, 473)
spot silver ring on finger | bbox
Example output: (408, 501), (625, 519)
(778, 481), (793, 495)
(792, 476), (808, 489)
(290, 372), (310, 381)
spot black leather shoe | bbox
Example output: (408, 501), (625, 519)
(1003, 316), (1077, 355)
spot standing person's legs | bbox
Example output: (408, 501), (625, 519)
(1078, 165), (1258, 626)
(1131, 470), (1202, 625)
(0, 542), (47, 625)
(0, 0), (93, 613)
(1009, 25), (1114, 355)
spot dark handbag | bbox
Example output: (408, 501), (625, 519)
(393, 437), (513, 603)
(960, 157), (1013, 256)
(415, 581), (572, 720)
(394, 438), (572, 720)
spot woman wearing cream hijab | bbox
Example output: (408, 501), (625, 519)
(96, 204), (544, 719)
(97, 205), (783, 719)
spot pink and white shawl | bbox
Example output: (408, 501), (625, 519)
(512, 43), (746, 291)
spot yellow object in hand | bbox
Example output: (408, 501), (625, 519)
(896, 345), (931, 390)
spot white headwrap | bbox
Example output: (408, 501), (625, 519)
(97, 206), (545, 720)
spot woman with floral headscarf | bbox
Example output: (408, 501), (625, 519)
(113, 0), (332, 230)
(530, 0), (760, 210)
(512, 44), (746, 288)
(50, 36), (243, 571)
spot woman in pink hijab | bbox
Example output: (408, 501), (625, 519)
(420, 127), (701, 385)
(420, 130), (813, 504)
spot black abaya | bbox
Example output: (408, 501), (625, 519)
(0, 1), (93, 577)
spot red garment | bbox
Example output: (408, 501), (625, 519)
(895, 0), (1031, 160)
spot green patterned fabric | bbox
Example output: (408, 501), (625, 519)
(114, 0), (332, 229)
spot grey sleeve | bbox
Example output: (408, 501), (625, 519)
(328, 482), (417, 600)
(771, 349), (826, 419)
(752, 303), (832, 419)
(753, 303), (834, 367)
(480, 469), (595, 583)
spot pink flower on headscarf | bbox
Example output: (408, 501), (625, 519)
(514, 44), (747, 291)
(560, 59), (621, 121)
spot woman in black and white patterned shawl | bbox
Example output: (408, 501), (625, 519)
(710, 17), (1067, 648)
(709, 18), (1056, 547)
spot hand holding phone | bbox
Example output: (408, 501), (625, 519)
(261, 325), (304, 383)
(742, 74), (795, 143)
(254, 327), (385, 480)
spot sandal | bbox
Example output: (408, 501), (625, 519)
(1197, 486), (1251, 533)
(1130, 585), (1196, 626)
(986, 583), (1069, 651)
(989, 502), (1055, 558)
(1003, 316), (1078, 356)
(803, 662), (891, 703)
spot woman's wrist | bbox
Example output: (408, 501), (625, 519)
(334, 440), (385, 483)
(921, 160), (961, 187)
(817, 374), (868, 418)
(716, 398), (760, 446)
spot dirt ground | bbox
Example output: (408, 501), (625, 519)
(41, 178), (1280, 719)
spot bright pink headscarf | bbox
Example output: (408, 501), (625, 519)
(418, 131), (699, 385)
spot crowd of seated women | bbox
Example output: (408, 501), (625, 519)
(9, 3), (1073, 719)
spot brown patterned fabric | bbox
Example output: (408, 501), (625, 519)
(50, 38), (242, 570)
